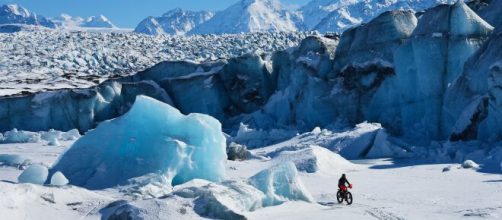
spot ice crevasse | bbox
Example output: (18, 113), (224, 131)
(49, 95), (227, 189)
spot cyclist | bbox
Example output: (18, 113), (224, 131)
(338, 173), (351, 193)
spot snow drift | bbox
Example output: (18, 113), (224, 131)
(49, 95), (227, 189)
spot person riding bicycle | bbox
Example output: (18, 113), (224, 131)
(338, 174), (351, 192)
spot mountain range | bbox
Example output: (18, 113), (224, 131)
(0, 0), (490, 35)
(1, 4), (117, 30)
(0, 4), (55, 28)
(135, 0), (457, 35)
(134, 8), (214, 35)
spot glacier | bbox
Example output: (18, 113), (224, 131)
(0, 30), (309, 95)
(1, 1), (502, 154)
(49, 96), (227, 189)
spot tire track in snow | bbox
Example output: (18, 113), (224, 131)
(364, 207), (405, 220)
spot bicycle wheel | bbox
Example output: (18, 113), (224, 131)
(336, 191), (344, 203)
(345, 192), (353, 205)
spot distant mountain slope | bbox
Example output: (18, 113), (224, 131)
(51, 14), (119, 30)
(0, 4), (55, 28)
(188, 0), (301, 35)
(134, 8), (214, 35)
(81, 15), (116, 28)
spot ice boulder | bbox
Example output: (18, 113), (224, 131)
(60, 129), (81, 141)
(41, 129), (61, 146)
(227, 142), (250, 161)
(174, 179), (264, 219)
(274, 145), (357, 173)
(119, 173), (172, 199)
(249, 162), (314, 206)
(462, 160), (480, 169)
(50, 171), (69, 186)
(18, 164), (49, 185)
(49, 95), (227, 189)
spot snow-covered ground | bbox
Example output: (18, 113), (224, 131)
(1, 133), (501, 219)
(0, 30), (310, 96)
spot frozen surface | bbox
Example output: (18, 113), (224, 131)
(17, 164), (48, 185)
(50, 96), (227, 189)
(0, 132), (502, 219)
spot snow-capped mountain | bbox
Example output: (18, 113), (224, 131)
(300, 0), (358, 30)
(189, 0), (302, 34)
(0, 4), (55, 28)
(51, 14), (85, 29)
(306, 0), (456, 33)
(52, 14), (119, 30)
(134, 8), (214, 35)
(80, 15), (116, 28)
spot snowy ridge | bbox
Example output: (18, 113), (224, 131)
(0, 4), (55, 28)
(188, 0), (301, 34)
(51, 14), (84, 29)
(80, 15), (116, 28)
(52, 14), (118, 29)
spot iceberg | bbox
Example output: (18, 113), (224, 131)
(249, 162), (314, 206)
(49, 95), (227, 189)
(18, 164), (48, 185)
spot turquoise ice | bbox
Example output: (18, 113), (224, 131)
(50, 95), (227, 189)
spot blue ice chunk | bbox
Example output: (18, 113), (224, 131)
(18, 164), (48, 185)
(50, 171), (69, 186)
(249, 162), (314, 206)
(0, 154), (29, 167)
(50, 95), (227, 189)
(2, 129), (41, 143)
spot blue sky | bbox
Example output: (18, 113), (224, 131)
(0, 0), (309, 28)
